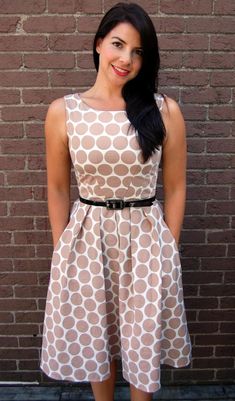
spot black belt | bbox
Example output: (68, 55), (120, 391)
(79, 196), (156, 210)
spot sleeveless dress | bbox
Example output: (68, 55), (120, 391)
(40, 93), (191, 393)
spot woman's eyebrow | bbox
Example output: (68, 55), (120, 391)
(111, 36), (143, 49)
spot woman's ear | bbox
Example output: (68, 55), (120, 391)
(96, 38), (103, 54)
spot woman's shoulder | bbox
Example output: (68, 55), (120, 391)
(157, 95), (185, 143)
(47, 96), (66, 117)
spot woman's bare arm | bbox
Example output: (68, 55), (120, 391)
(45, 97), (71, 248)
(161, 97), (187, 245)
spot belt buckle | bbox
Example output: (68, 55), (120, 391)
(105, 199), (124, 210)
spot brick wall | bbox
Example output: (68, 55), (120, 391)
(0, 0), (234, 387)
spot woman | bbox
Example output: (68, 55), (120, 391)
(41, 3), (191, 401)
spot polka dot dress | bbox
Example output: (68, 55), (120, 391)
(40, 93), (191, 393)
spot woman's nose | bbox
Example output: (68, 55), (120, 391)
(119, 50), (132, 65)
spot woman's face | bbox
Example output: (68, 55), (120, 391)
(96, 22), (143, 88)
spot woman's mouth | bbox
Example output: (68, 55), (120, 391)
(111, 65), (130, 77)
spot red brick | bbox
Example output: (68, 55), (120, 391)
(0, 54), (22, 69)
(221, 297), (235, 309)
(159, 71), (180, 86)
(181, 71), (210, 86)
(216, 346), (235, 357)
(183, 52), (235, 69)
(0, 232), (11, 244)
(0, 89), (21, 104)
(48, 0), (76, 13)
(49, 34), (92, 51)
(19, 360), (39, 370)
(173, 369), (214, 382)
(186, 17), (235, 33)
(104, 0), (156, 13)
(224, 271), (235, 283)
(0, 0), (45, 13)
(0, 187), (32, 201)
(196, 334), (235, 345)
(0, 123), (24, 138)
(214, 0), (235, 14)
(0, 72), (48, 87)
(160, 52), (182, 68)
(77, 53), (94, 69)
(193, 346), (214, 357)
(0, 245), (35, 258)
(10, 202), (47, 217)
(0, 36), (47, 51)
(37, 245), (53, 258)
(211, 35), (234, 51)
(25, 123), (44, 138)
(7, 172), (46, 185)
(0, 312), (13, 323)
(188, 322), (219, 334)
(199, 309), (235, 320)
(15, 312), (44, 323)
(183, 271), (223, 284)
(24, 53), (75, 69)
(187, 121), (232, 137)
(0, 259), (13, 272)
(206, 172), (235, 186)
(24, 16), (75, 33)
(77, 16), (100, 33)
(201, 258), (235, 271)
(0, 348), (38, 359)
(200, 284), (235, 296)
(185, 201), (205, 215)
(160, 34), (209, 51)
(0, 156), (25, 170)
(78, 0), (103, 12)
(181, 105), (207, 120)
(182, 244), (226, 257)
(19, 336), (42, 347)
(184, 297), (218, 309)
(35, 217), (51, 231)
(14, 231), (50, 244)
(187, 139), (206, 153)
(28, 156), (45, 170)
(209, 105), (235, 121)
(50, 71), (95, 87)
(0, 217), (34, 230)
(14, 259), (50, 272)
(23, 89), (69, 105)
(188, 154), (232, 169)
(32, 188), (47, 202)
(15, 286), (47, 298)
(0, 273), (37, 286)
(181, 230), (205, 243)
(160, 0), (212, 14)
(207, 230), (235, 243)
(211, 71), (235, 87)
(0, 337), (18, 347)
(216, 369), (235, 380)
(0, 361), (17, 370)
(1, 139), (44, 154)
(181, 88), (231, 104)
(0, 299), (37, 311)
(153, 17), (185, 33)
(193, 357), (233, 368)
(0, 372), (41, 381)
(207, 138), (235, 153)
(207, 201), (235, 215)
(220, 323), (235, 333)
(0, 16), (20, 32)
(226, 237), (235, 254)
(0, 285), (13, 297)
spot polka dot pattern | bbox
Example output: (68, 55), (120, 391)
(41, 93), (191, 393)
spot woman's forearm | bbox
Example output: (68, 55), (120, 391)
(48, 189), (70, 248)
(163, 187), (186, 245)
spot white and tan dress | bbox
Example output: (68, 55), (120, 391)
(40, 93), (191, 393)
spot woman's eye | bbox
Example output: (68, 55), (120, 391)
(112, 41), (122, 48)
(135, 49), (143, 56)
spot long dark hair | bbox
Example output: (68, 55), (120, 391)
(93, 2), (165, 162)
